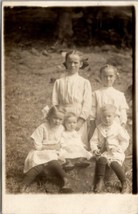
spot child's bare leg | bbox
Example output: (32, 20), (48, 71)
(95, 157), (107, 193)
(110, 161), (129, 193)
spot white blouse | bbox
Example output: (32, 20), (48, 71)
(31, 122), (64, 150)
(90, 87), (129, 125)
(52, 73), (92, 120)
(23, 122), (64, 173)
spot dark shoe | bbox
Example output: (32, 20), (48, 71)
(61, 187), (74, 193)
(75, 158), (90, 167)
(94, 177), (105, 193)
(61, 178), (73, 193)
(63, 160), (75, 170)
(20, 185), (31, 193)
(121, 181), (129, 194)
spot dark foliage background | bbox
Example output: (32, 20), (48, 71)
(4, 6), (134, 48)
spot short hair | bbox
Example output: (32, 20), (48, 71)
(100, 104), (117, 115)
(47, 105), (65, 120)
(63, 112), (77, 125)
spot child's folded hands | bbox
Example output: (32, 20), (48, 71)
(93, 149), (101, 156)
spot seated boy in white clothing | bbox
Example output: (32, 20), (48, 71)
(90, 104), (130, 193)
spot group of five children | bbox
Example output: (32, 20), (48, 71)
(21, 50), (130, 194)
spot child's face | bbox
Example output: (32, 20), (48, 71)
(100, 69), (116, 87)
(50, 113), (64, 127)
(101, 111), (115, 126)
(65, 116), (77, 131)
(66, 54), (82, 74)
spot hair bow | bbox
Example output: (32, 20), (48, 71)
(42, 105), (50, 119)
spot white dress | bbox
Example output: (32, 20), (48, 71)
(52, 73), (92, 147)
(90, 87), (129, 125)
(58, 130), (92, 160)
(24, 122), (64, 173)
(90, 121), (130, 165)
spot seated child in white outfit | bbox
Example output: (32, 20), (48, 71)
(21, 105), (72, 193)
(59, 112), (92, 169)
(90, 104), (130, 193)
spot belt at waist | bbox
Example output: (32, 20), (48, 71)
(61, 103), (82, 108)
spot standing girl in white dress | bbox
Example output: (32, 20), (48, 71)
(59, 112), (92, 169)
(89, 64), (129, 139)
(52, 50), (92, 148)
(90, 104), (130, 193)
(21, 106), (72, 193)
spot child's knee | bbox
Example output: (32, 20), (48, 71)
(97, 157), (107, 165)
(48, 160), (59, 168)
(110, 161), (121, 168)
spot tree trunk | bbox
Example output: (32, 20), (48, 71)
(55, 8), (73, 46)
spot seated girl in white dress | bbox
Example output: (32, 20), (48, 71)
(21, 106), (73, 193)
(59, 112), (92, 169)
(90, 104), (130, 193)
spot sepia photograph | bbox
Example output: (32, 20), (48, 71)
(2, 1), (138, 213)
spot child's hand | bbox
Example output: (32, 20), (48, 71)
(54, 143), (61, 151)
(93, 149), (101, 156)
(121, 123), (126, 128)
(76, 118), (85, 131)
(65, 147), (72, 153)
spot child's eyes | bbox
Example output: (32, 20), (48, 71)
(68, 61), (79, 64)
(104, 115), (112, 118)
(103, 75), (114, 78)
(53, 117), (62, 121)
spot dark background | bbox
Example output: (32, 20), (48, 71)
(4, 6), (134, 48)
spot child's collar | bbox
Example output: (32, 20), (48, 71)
(102, 86), (113, 89)
(65, 72), (79, 78)
(98, 121), (119, 137)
